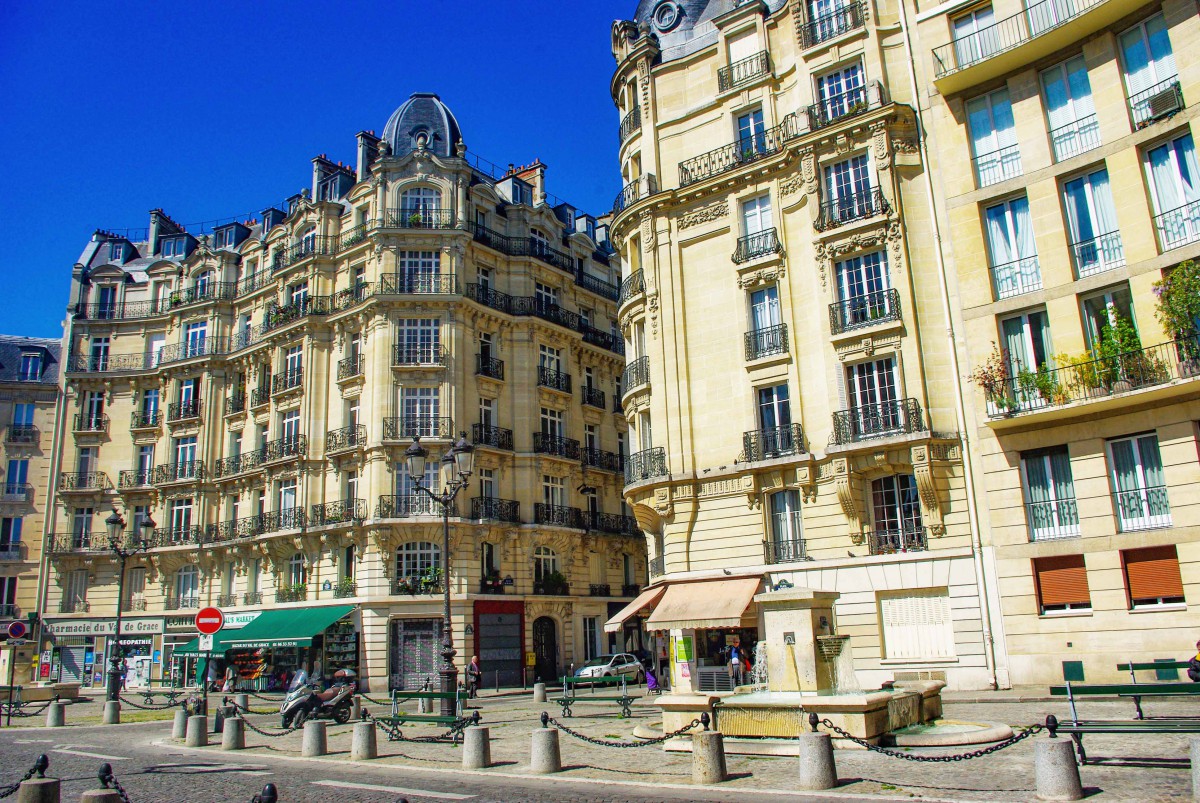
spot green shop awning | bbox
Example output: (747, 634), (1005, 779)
(224, 605), (355, 650)
(173, 630), (241, 658)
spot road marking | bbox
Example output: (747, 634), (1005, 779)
(52, 749), (129, 760)
(146, 762), (272, 775)
(13, 739), (53, 744)
(311, 780), (475, 799)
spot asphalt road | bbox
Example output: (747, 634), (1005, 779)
(0, 720), (889, 803)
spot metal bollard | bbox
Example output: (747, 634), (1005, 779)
(14, 755), (55, 803)
(463, 726), (491, 769)
(185, 714), (208, 747)
(101, 700), (120, 725)
(251, 783), (278, 803)
(797, 714), (837, 790)
(1035, 737), (1083, 801)
(351, 721), (377, 761)
(172, 707), (188, 739)
(691, 730), (727, 784)
(222, 716), (245, 751)
(531, 724), (561, 774)
(495, 670), (499, 694)
(301, 720), (327, 757)
(44, 702), (64, 728)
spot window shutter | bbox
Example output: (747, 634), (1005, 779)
(1034, 555), (1090, 607)
(1123, 546), (1184, 601)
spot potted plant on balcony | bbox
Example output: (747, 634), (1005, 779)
(1096, 313), (1147, 392)
(286, 582), (307, 601)
(537, 570), (569, 595)
(1154, 258), (1200, 376)
(969, 342), (1016, 415)
(482, 569), (503, 593)
(407, 211), (424, 228)
(394, 577), (413, 595)
(168, 291), (183, 308)
(418, 567), (442, 594)
(334, 577), (357, 597)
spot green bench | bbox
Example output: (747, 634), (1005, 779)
(373, 688), (477, 742)
(1048, 678), (1200, 764)
(553, 675), (636, 718)
(1046, 712), (1200, 764)
(140, 680), (186, 706)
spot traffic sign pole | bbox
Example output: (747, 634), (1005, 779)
(194, 608), (224, 719)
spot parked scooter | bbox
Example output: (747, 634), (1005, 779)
(279, 668), (357, 728)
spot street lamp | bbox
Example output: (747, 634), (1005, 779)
(405, 433), (473, 717)
(105, 509), (153, 703)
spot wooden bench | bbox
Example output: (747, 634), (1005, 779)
(374, 689), (477, 742)
(1048, 680), (1200, 764)
(1046, 713), (1200, 764)
(1050, 681), (1200, 721)
(553, 675), (636, 718)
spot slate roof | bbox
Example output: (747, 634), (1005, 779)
(0, 335), (61, 384)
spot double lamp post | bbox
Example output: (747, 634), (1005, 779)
(103, 509), (153, 703)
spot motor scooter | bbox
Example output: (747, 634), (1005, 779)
(279, 668), (357, 727)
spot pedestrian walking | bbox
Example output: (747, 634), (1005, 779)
(728, 637), (744, 687)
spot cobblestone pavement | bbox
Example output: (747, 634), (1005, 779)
(0, 690), (1195, 801)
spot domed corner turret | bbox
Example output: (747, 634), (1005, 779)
(380, 93), (463, 160)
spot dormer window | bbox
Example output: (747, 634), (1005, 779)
(18, 354), (41, 381)
(513, 182), (532, 206)
(161, 238), (185, 258)
(109, 242), (124, 262)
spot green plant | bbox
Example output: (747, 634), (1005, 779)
(1154, 259), (1200, 360)
(969, 342), (1013, 408)
(1096, 312), (1143, 387)
(538, 570), (568, 594)
(408, 211), (424, 227)
(334, 577), (356, 595)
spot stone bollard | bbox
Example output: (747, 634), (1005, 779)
(172, 708), (188, 740)
(533, 682), (547, 703)
(44, 702), (65, 728)
(221, 716), (245, 750)
(302, 720), (328, 757)
(463, 726), (491, 770)
(101, 700), (120, 725)
(185, 715), (208, 748)
(692, 730), (727, 785)
(531, 728), (561, 774)
(78, 791), (121, 802)
(15, 778), (59, 803)
(350, 696), (361, 721)
(797, 731), (838, 790)
(1035, 739), (1083, 801)
(1190, 738), (1200, 801)
(351, 721), (377, 761)
(235, 693), (249, 713)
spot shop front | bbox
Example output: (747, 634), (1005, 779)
(472, 600), (523, 687)
(221, 605), (359, 691)
(40, 618), (165, 688)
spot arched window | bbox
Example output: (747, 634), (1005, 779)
(533, 546), (559, 582)
(287, 552), (307, 586)
(397, 541), (441, 581)
(175, 565), (199, 608)
(400, 187), (442, 226)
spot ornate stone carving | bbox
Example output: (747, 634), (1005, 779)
(641, 211), (655, 250)
(737, 265), (786, 289)
(832, 458), (862, 539)
(780, 172), (803, 197)
(911, 445), (944, 537)
(678, 199), (728, 230)
(800, 148), (818, 196)
(815, 220), (904, 291)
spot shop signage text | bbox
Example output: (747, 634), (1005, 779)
(44, 619), (163, 637)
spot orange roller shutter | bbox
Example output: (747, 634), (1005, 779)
(1123, 546), (1184, 601)
(1034, 555), (1090, 607)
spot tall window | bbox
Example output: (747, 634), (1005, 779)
(1063, 169), (1123, 276)
(127, 567), (146, 610)
(736, 108), (766, 154)
(1021, 447), (1079, 540)
(397, 542), (440, 580)
(984, 196), (1040, 299)
(815, 61), (864, 122)
(540, 407), (563, 439)
(535, 282), (558, 312)
(968, 89), (1020, 187)
(1108, 433), (1171, 531)
(397, 461), (439, 514)
(0, 518), (22, 556)
(169, 499), (193, 540)
(741, 194), (772, 238)
(1082, 286), (1135, 351)
(845, 357), (899, 433)
(582, 617), (600, 661)
(823, 154), (873, 218)
(5, 459), (28, 496)
(538, 344), (562, 373)
(478, 467), (496, 499)
(11, 403), (33, 428)
(400, 187), (442, 218)
(289, 281), (309, 307)
(834, 251), (891, 332)
(749, 285), (781, 335)
(175, 566), (199, 608)
(396, 318), (440, 364)
(400, 387), (440, 437)
(288, 553), (307, 586)
(542, 475), (566, 508)
(533, 545), (559, 581)
(65, 569), (88, 610)
(950, 5), (997, 69)
(278, 478), (297, 512)
(1120, 13), (1178, 128)
(808, 0), (857, 44)
(1041, 56), (1099, 161)
(871, 475), (923, 552)
(90, 337), (110, 371)
(1145, 133), (1200, 250)
(174, 436), (197, 469)
(1000, 309), (1052, 378)
(755, 384), (795, 456)
(399, 251), (441, 293)
(768, 490), (804, 557)
(184, 322), (207, 358)
(479, 397), (495, 429)
(281, 410), (300, 445)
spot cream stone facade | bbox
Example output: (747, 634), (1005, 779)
(609, 0), (1003, 691)
(914, 0), (1200, 684)
(40, 94), (646, 692)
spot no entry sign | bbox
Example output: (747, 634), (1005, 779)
(195, 607), (224, 636)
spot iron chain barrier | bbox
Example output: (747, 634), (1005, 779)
(362, 709), (473, 743)
(0, 698), (57, 718)
(812, 714), (1045, 761)
(119, 695), (178, 711)
(0, 755), (48, 799)
(98, 763), (133, 803)
(226, 698), (274, 716)
(236, 712), (298, 739)
(540, 711), (707, 748)
(245, 691), (286, 703)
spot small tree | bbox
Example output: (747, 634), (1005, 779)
(969, 342), (1012, 407)
(1154, 259), (1200, 360)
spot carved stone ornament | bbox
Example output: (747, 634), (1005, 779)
(640, 212), (655, 250)
(801, 148), (818, 196)
(646, 290), (660, 338)
(780, 173), (803, 198)
(871, 123), (891, 173)
(912, 445), (945, 537)
(815, 220), (904, 291)
(678, 199), (728, 230)
(737, 265), (786, 289)
(832, 458), (861, 536)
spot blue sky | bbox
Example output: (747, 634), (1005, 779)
(0, 0), (628, 338)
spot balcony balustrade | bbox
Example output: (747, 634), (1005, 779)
(1114, 486), (1172, 532)
(471, 424), (514, 451)
(621, 584), (640, 596)
(831, 398), (926, 444)
(801, 0), (866, 48)
(534, 503), (584, 529)
(72, 414), (109, 433)
(66, 353), (148, 373)
(464, 283), (513, 314)
(262, 507), (306, 533)
(131, 409), (161, 429)
(118, 469), (154, 488)
(989, 255), (1043, 300)
(310, 498), (366, 526)
(1026, 500), (1080, 541)
(151, 525), (204, 547)
(576, 273), (620, 302)
(153, 461), (205, 484)
(582, 326), (622, 354)
(867, 526), (929, 555)
(5, 424), (38, 444)
(276, 586), (308, 603)
(121, 598), (146, 612)
(337, 355), (364, 380)
(59, 600), (90, 613)
(733, 228), (782, 264)
(0, 544), (23, 561)
(76, 300), (157, 320)
(250, 387), (271, 408)
(763, 538), (808, 564)
(582, 447), (623, 473)
(167, 399), (201, 422)
(383, 416), (454, 440)
(829, 288), (901, 334)
(678, 116), (798, 187)
(326, 424), (367, 452)
(588, 512), (641, 536)
(339, 222), (371, 249)
(157, 337), (230, 364)
(471, 496), (521, 523)
(533, 433), (580, 460)
(393, 344), (447, 367)
(1153, 198), (1200, 252)
(625, 447), (667, 485)
(973, 144), (1023, 188)
(272, 369), (304, 394)
(381, 208), (457, 229)
(164, 596), (201, 611)
(259, 435), (307, 463)
(332, 282), (374, 312)
(2, 483), (31, 502)
(1049, 114), (1101, 162)
(718, 50), (771, 92)
(476, 354), (504, 380)
(537, 366), (572, 393)
(745, 323), (789, 360)
(375, 494), (450, 518)
(237, 271), (273, 296)
(621, 355), (650, 392)
(589, 583), (611, 597)
(612, 174), (659, 214)
(807, 84), (872, 130)
(243, 592), (263, 605)
(618, 270), (645, 305)
(378, 273), (458, 295)
(263, 297), (332, 332)
(224, 394), (246, 416)
(208, 514), (267, 542)
(814, 188), (890, 230)
(282, 236), (338, 266)
(581, 386), (606, 408)
(46, 533), (102, 554)
(59, 472), (110, 492)
(213, 451), (261, 478)
(1071, 231), (1125, 277)
(216, 593), (238, 607)
(742, 423), (805, 462)
(619, 105), (641, 143)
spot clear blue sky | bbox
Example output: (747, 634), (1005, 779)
(0, 0), (628, 339)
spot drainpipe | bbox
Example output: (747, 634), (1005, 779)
(895, 1), (1003, 690)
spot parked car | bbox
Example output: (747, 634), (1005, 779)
(575, 653), (644, 682)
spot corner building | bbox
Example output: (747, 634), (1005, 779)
(44, 93), (645, 691)
(915, 0), (1200, 683)
(609, 1), (1004, 690)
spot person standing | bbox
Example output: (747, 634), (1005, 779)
(1189, 640), (1200, 682)
(467, 655), (482, 698)
(728, 637), (743, 687)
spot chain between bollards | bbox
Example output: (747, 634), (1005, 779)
(99, 762), (133, 803)
(540, 711), (706, 748)
(0, 754), (49, 799)
(813, 716), (1045, 761)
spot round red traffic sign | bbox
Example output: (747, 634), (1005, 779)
(195, 607), (224, 635)
(6, 621), (27, 640)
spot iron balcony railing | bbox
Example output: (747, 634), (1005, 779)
(830, 288), (901, 334)
(472, 424), (514, 451)
(745, 323), (788, 360)
(582, 326), (621, 354)
(1071, 231), (1125, 278)
(216, 594), (237, 608)
(383, 416), (454, 440)
(467, 222), (576, 274)
(619, 105), (641, 143)
(224, 394), (246, 416)
(621, 584), (640, 596)
(118, 469), (154, 488)
(154, 461), (205, 483)
(326, 424), (366, 452)
(1129, 76), (1184, 129)
(208, 514), (267, 542)
(589, 584), (611, 597)
(1026, 499), (1080, 541)
(213, 451), (261, 478)
(533, 433), (581, 459)
(1114, 485), (1172, 532)
(272, 368), (304, 394)
(282, 235), (339, 266)
(619, 270), (645, 305)
(59, 472), (110, 492)
(2, 483), (31, 501)
(622, 355), (650, 392)
(152, 525), (204, 547)
(625, 447), (667, 485)
(164, 597), (201, 611)
(831, 398), (926, 444)
(0, 544), (21, 562)
(378, 273), (458, 295)
(333, 582), (357, 598)
(612, 174), (659, 214)
(337, 355), (364, 380)
(464, 283), (512, 314)
(59, 600), (90, 613)
(393, 344), (447, 366)
(237, 271), (272, 296)
(259, 435), (307, 463)
(251, 387), (271, 408)
(733, 228), (782, 264)
(589, 512), (641, 536)
(66, 353), (148, 373)
(121, 598), (147, 612)
(263, 296), (332, 332)
(538, 366), (572, 393)
(76, 300), (158, 320)
(1049, 114), (1101, 162)
(167, 400), (201, 422)
(471, 496), (521, 523)
(381, 208), (457, 229)
(649, 555), (665, 577)
(814, 188), (890, 231)
(807, 85), (869, 130)
(974, 144), (1022, 188)
(339, 222), (371, 249)
(243, 591), (263, 605)
(178, 282), (237, 305)
(1153, 198), (1200, 252)
(983, 337), (1200, 418)
(764, 538), (808, 564)
(679, 115), (799, 187)
(476, 354), (504, 380)
(513, 297), (579, 330)
(988, 255), (1043, 301)
(5, 424), (38, 444)
(802, 0), (866, 48)
(332, 282), (373, 312)
(262, 508), (306, 533)
(310, 498), (367, 526)
(131, 409), (161, 429)
(47, 533), (102, 554)
(613, 396), (624, 414)
(157, 337), (231, 365)
(276, 586), (308, 603)
(72, 414), (109, 433)
(582, 447), (623, 473)
(742, 423), (805, 462)
(718, 50), (771, 92)
(576, 272), (620, 302)
(534, 503), (584, 528)
(867, 526), (928, 555)
(375, 493), (451, 518)
(581, 386), (606, 408)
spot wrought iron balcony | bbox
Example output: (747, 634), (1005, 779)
(476, 355), (504, 380)
(337, 355), (364, 380)
(471, 496), (521, 523)
(467, 224), (575, 272)
(167, 399), (201, 422)
(1114, 485), (1172, 532)
(533, 579), (570, 596)
(378, 273), (458, 295)
(72, 414), (109, 433)
(582, 326), (622, 353)
(678, 115), (798, 187)
(621, 355), (650, 392)
(533, 433), (580, 459)
(0, 544), (23, 561)
(732, 228), (782, 264)
(154, 461), (205, 484)
(576, 273), (620, 302)
(383, 416), (454, 440)
(310, 498), (366, 526)
(619, 105), (641, 143)
(831, 398), (926, 444)
(479, 577), (506, 595)
(165, 596), (201, 611)
(1153, 198), (1200, 253)
(625, 447), (667, 485)
(332, 282), (374, 312)
(581, 386), (606, 408)
(764, 538), (808, 564)
(76, 300), (157, 320)
(59, 472), (110, 492)
(339, 222), (371, 249)
(1071, 231), (1125, 278)
(650, 555), (664, 577)
(59, 599), (90, 613)
(66, 353), (148, 373)
(1026, 499), (1080, 541)
(612, 174), (659, 215)
(121, 598), (146, 612)
(867, 526), (928, 555)
(259, 435), (306, 463)
(538, 366), (572, 393)
(213, 451), (261, 478)
(208, 514), (267, 542)
(326, 424), (366, 453)
(589, 512), (641, 536)
(216, 594), (238, 608)
(742, 423), (805, 462)
(118, 469), (154, 488)
(801, 0), (866, 48)
(582, 447), (623, 473)
(243, 592), (263, 605)
(989, 255), (1042, 300)
(589, 583), (611, 597)
(619, 270), (645, 305)
(224, 394), (246, 416)
(237, 271), (272, 296)
(814, 188), (890, 231)
(718, 50), (771, 92)
(5, 424), (38, 444)
(276, 586), (308, 603)
(272, 369), (303, 394)
(511, 296), (581, 331)
(471, 424), (513, 451)
(152, 525), (203, 547)
(974, 144), (1022, 188)
(2, 483), (31, 502)
(1049, 114), (1101, 162)
(534, 503), (584, 528)
(621, 583), (640, 596)
(282, 235), (338, 266)
(464, 283), (513, 315)
(262, 508), (306, 533)
(46, 533), (102, 554)
(393, 344), (446, 367)
(250, 387), (271, 408)
(263, 297), (333, 331)
(745, 323), (788, 360)
(333, 581), (358, 598)
(375, 494), (450, 518)
(829, 288), (901, 334)
(131, 409), (161, 429)
(157, 337), (231, 364)
(381, 208), (457, 229)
